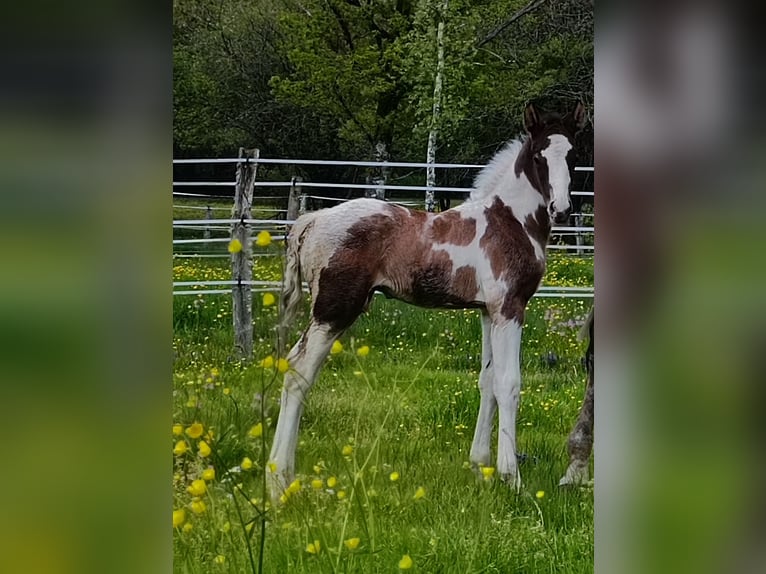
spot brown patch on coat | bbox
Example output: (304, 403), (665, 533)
(514, 137), (551, 203)
(480, 197), (546, 323)
(431, 211), (477, 246)
(523, 204), (551, 251)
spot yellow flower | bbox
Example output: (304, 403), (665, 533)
(326, 476), (337, 488)
(241, 457), (253, 470)
(182, 522), (193, 533)
(249, 423), (263, 438)
(342, 444), (353, 456)
(214, 555), (225, 565)
(306, 539), (321, 554)
(201, 467), (215, 482)
(172, 424), (183, 436)
(279, 494), (288, 504)
(185, 422), (204, 439)
(356, 345), (370, 357)
(262, 292), (276, 307)
(228, 238), (243, 253)
(173, 509), (186, 528)
(267, 461), (277, 473)
(190, 499), (207, 515)
(331, 340), (343, 354)
(258, 355), (274, 369)
(222, 387), (230, 395)
(173, 440), (189, 456)
(535, 490), (545, 500)
(187, 479), (207, 497)
(311, 479), (323, 490)
(255, 230), (272, 247)
(286, 479), (302, 495)
(313, 464), (322, 474)
(389, 471), (400, 482)
(413, 486), (426, 500)
(221, 522), (231, 533)
(337, 490), (346, 500)
(344, 537), (360, 550)
(198, 440), (211, 457)
(276, 358), (289, 373)
(399, 554), (413, 569)
(481, 466), (495, 480)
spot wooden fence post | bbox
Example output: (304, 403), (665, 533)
(231, 147), (258, 359)
(287, 176), (302, 221)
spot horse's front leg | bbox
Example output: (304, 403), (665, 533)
(267, 322), (336, 501)
(470, 312), (496, 469)
(490, 317), (524, 489)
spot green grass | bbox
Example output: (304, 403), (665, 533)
(173, 253), (593, 573)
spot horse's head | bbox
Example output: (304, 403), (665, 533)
(523, 102), (587, 224)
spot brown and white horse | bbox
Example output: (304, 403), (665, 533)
(268, 103), (587, 497)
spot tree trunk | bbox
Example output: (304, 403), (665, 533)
(425, 0), (448, 213)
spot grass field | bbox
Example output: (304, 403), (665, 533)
(172, 246), (594, 573)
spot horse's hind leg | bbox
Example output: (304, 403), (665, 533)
(559, 331), (594, 486)
(268, 320), (338, 498)
(470, 312), (496, 469)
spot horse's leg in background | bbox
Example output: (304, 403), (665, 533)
(490, 318), (524, 488)
(267, 320), (338, 498)
(559, 326), (595, 486)
(469, 312), (496, 469)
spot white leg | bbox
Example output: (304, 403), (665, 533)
(267, 321), (337, 499)
(490, 319), (523, 488)
(470, 313), (496, 468)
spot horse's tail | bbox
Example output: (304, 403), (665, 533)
(276, 214), (315, 356)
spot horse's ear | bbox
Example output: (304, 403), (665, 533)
(570, 102), (587, 132)
(523, 103), (540, 133)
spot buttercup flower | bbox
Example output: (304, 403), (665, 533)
(481, 466), (495, 480)
(286, 479), (302, 495)
(399, 554), (413, 569)
(198, 440), (211, 457)
(306, 539), (321, 554)
(255, 230), (272, 247)
(331, 340), (343, 354)
(258, 355), (274, 369)
(326, 476), (337, 488)
(267, 461), (277, 473)
(342, 445), (353, 456)
(413, 486), (426, 500)
(190, 499), (207, 515)
(344, 537), (360, 550)
(276, 358), (289, 373)
(241, 457), (253, 470)
(262, 293), (276, 307)
(214, 555), (225, 564)
(187, 479), (207, 497)
(311, 479), (323, 490)
(173, 509), (186, 528)
(172, 424), (183, 436)
(536, 490), (545, 500)
(249, 423), (263, 438)
(173, 440), (189, 456)
(182, 522), (193, 533)
(201, 467), (215, 482)
(356, 345), (370, 357)
(337, 490), (346, 500)
(228, 239), (242, 253)
(185, 423), (204, 439)
(389, 471), (400, 482)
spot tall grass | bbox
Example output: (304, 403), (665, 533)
(172, 252), (593, 573)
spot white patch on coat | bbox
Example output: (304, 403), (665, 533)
(541, 134), (573, 215)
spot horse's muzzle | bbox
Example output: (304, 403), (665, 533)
(552, 206), (572, 224)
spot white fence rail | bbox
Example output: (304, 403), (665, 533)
(173, 155), (594, 298)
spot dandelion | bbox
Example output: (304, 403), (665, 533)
(337, 490), (346, 500)
(276, 358), (289, 373)
(173, 440), (189, 456)
(399, 554), (413, 569)
(342, 444), (353, 456)
(228, 238), (242, 254)
(249, 423), (263, 438)
(214, 555), (225, 565)
(536, 490), (545, 500)
(344, 537), (360, 550)
(187, 479), (207, 497)
(311, 479), (323, 490)
(306, 539), (321, 554)
(201, 467), (215, 482)
(286, 479), (302, 495)
(255, 230), (272, 247)
(331, 340), (343, 355)
(481, 466), (495, 480)
(326, 476), (337, 488)
(258, 355), (274, 369)
(241, 457), (253, 470)
(190, 499), (207, 515)
(172, 424), (183, 436)
(262, 292), (276, 307)
(356, 345), (370, 357)
(185, 423), (204, 439)
(413, 486), (426, 500)
(198, 440), (211, 457)
(389, 471), (400, 482)
(173, 509), (186, 528)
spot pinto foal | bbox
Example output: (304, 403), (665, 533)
(268, 103), (587, 497)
